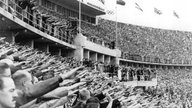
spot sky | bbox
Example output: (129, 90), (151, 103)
(99, 0), (192, 32)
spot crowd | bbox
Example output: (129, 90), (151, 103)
(2, 1), (192, 108)
(81, 21), (115, 49)
(117, 67), (156, 82)
(86, 35), (115, 49)
(33, 5), (77, 44)
(1, 0), (119, 48)
(0, 39), (117, 108)
(0, 0), (77, 44)
(0, 35), (192, 108)
(98, 18), (192, 64)
(2, 0), (192, 63)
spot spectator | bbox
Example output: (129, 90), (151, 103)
(0, 59), (21, 74)
(0, 62), (11, 77)
(2, 27), (192, 108)
(12, 66), (84, 106)
(0, 76), (18, 108)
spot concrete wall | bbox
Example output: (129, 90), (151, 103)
(84, 39), (118, 57)
(123, 78), (157, 87)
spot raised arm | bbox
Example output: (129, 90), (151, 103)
(59, 66), (84, 79)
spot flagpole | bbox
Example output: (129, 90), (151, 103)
(115, 0), (125, 49)
(115, 6), (118, 49)
(79, 0), (81, 34)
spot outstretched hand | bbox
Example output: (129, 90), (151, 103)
(60, 66), (84, 80)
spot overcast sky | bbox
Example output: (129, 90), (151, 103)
(99, 0), (192, 32)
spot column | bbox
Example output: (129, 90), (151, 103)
(31, 40), (34, 49)
(58, 48), (61, 56)
(46, 44), (49, 53)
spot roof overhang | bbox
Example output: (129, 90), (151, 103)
(51, 0), (106, 16)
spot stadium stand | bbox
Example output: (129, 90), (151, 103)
(0, 39), (191, 107)
(1, 0), (192, 108)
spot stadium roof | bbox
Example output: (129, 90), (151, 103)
(100, 0), (192, 32)
(51, 0), (105, 16)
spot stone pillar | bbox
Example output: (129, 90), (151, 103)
(58, 48), (61, 56)
(46, 44), (49, 53)
(31, 40), (34, 49)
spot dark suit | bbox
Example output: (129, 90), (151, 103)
(16, 76), (63, 107)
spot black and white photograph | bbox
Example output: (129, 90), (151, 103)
(0, 0), (191, 108)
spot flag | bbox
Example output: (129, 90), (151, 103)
(173, 10), (179, 18)
(154, 7), (162, 15)
(135, 3), (143, 12)
(117, 0), (125, 6)
(99, 0), (105, 4)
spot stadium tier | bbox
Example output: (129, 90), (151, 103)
(0, 38), (191, 107)
(1, 0), (192, 67)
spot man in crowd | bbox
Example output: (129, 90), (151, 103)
(0, 76), (18, 108)
(12, 66), (84, 107)
(0, 62), (11, 77)
(0, 59), (22, 75)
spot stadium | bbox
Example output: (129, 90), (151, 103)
(0, 0), (192, 108)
